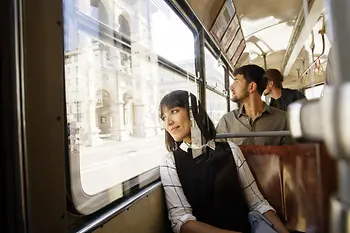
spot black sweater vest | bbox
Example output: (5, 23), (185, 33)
(173, 142), (250, 232)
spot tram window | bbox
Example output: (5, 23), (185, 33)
(304, 84), (324, 99)
(63, 0), (196, 214)
(204, 47), (227, 123)
(206, 89), (227, 125)
(229, 75), (239, 110)
(204, 47), (225, 92)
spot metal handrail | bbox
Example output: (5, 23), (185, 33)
(216, 131), (290, 139)
(75, 181), (162, 233)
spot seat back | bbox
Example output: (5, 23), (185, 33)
(239, 143), (337, 233)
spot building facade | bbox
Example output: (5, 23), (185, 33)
(64, 0), (226, 147)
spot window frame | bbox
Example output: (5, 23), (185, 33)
(64, 0), (202, 215)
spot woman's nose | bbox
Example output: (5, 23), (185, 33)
(166, 118), (174, 126)
(163, 116), (173, 126)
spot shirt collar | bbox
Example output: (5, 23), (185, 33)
(238, 102), (272, 117)
(179, 140), (216, 158)
(263, 102), (273, 114)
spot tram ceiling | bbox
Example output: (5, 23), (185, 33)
(281, 0), (324, 76)
(186, 0), (305, 72)
(186, 0), (225, 29)
(185, 0), (328, 88)
(187, 0), (302, 28)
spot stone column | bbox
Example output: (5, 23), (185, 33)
(109, 94), (125, 141)
(107, 49), (128, 141)
(130, 4), (147, 137)
(81, 37), (102, 147)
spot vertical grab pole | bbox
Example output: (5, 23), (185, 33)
(195, 29), (206, 109)
(323, 0), (350, 232)
(262, 53), (267, 70)
(224, 67), (230, 112)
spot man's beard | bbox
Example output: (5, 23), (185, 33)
(231, 89), (249, 103)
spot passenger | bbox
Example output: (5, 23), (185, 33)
(159, 90), (289, 233)
(216, 65), (291, 145)
(264, 69), (306, 111)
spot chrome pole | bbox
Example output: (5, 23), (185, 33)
(216, 130), (290, 139)
(323, 0), (350, 232)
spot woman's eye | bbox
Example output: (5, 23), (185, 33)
(171, 109), (178, 114)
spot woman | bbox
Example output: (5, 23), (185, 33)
(159, 90), (289, 233)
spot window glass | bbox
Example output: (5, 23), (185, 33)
(153, 7), (195, 74)
(204, 47), (227, 123)
(204, 47), (225, 92)
(206, 90), (227, 125)
(305, 84), (324, 99)
(229, 75), (239, 110)
(63, 0), (196, 214)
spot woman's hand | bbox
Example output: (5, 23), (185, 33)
(263, 210), (289, 233)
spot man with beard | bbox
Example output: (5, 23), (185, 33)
(216, 64), (292, 145)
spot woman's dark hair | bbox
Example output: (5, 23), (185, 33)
(159, 90), (216, 152)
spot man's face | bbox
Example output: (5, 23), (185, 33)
(230, 74), (250, 103)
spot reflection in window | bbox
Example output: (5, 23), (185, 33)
(63, 0), (196, 213)
(152, 7), (195, 74)
(305, 84), (324, 99)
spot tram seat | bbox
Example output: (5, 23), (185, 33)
(239, 143), (337, 233)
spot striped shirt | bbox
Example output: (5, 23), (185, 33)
(160, 141), (274, 233)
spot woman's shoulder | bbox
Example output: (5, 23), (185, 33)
(214, 141), (237, 151)
(222, 141), (245, 163)
(161, 151), (175, 165)
(210, 141), (238, 159)
(210, 141), (245, 168)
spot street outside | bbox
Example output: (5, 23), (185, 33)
(78, 134), (167, 195)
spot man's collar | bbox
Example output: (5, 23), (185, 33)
(238, 102), (272, 117)
(238, 105), (244, 117)
(263, 102), (273, 114)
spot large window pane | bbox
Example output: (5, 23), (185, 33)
(63, 0), (196, 214)
(229, 75), (239, 110)
(204, 47), (227, 123)
(206, 90), (227, 125)
(153, 8), (195, 74)
(205, 47), (225, 92)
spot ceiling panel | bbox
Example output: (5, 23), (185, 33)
(187, 0), (225, 29)
(185, 0), (327, 88)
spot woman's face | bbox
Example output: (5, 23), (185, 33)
(161, 106), (191, 143)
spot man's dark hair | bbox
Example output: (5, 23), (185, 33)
(233, 64), (267, 95)
(265, 69), (283, 89)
